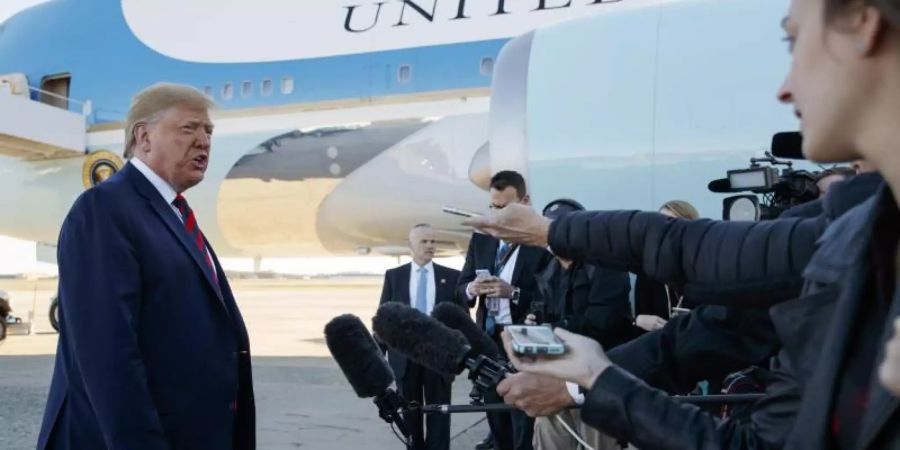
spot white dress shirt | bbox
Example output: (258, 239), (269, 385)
(130, 158), (217, 277)
(566, 381), (585, 405)
(409, 261), (436, 315)
(492, 245), (519, 325)
(131, 158), (179, 217)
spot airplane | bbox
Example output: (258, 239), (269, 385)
(487, 0), (807, 220)
(0, 0), (640, 270)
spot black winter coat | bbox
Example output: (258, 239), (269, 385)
(550, 173), (897, 449)
(533, 260), (633, 349)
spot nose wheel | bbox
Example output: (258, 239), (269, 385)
(49, 296), (60, 332)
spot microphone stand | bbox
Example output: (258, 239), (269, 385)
(463, 354), (512, 394)
(373, 389), (412, 440)
(417, 393), (766, 415)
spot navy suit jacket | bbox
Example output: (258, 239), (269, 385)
(378, 262), (462, 380)
(455, 232), (552, 329)
(37, 163), (255, 450)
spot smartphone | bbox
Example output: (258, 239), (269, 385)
(506, 325), (566, 355)
(475, 269), (491, 281)
(442, 205), (482, 218)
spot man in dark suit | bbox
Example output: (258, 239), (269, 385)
(37, 83), (255, 450)
(456, 171), (552, 450)
(379, 223), (463, 450)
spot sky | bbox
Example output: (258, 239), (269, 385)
(0, 0), (47, 23)
(0, 0), (465, 276)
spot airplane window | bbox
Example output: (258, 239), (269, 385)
(222, 83), (233, 100)
(398, 65), (412, 83)
(241, 81), (252, 98)
(203, 86), (213, 96)
(281, 76), (294, 95)
(261, 79), (273, 96)
(480, 57), (494, 76)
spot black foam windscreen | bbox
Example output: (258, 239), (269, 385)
(324, 314), (395, 399)
(372, 302), (470, 376)
(708, 178), (734, 193)
(431, 303), (500, 358)
(771, 131), (804, 159)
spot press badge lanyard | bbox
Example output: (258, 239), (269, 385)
(487, 243), (519, 316)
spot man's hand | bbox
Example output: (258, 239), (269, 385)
(468, 277), (495, 297)
(481, 279), (515, 298)
(879, 318), (900, 397)
(501, 328), (612, 389)
(635, 314), (668, 332)
(496, 372), (574, 417)
(462, 204), (552, 248)
(524, 314), (538, 326)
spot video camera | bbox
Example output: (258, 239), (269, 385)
(709, 132), (820, 220)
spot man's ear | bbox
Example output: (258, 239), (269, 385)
(134, 122), (151, 154)
(521, 194), (531, 206)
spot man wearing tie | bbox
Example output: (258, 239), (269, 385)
(37, 83), (255, 450)
(379, 224), (463, 450)
(456, 171), (552, 450)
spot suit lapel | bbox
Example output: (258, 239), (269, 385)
(511, 246), (527, 286)
(479, 235), (500, 274)
(125, 164), (226, 309)
(433, 265), (451, 304)
(397, 263), (411, 305)
(856, 291), (900, 450)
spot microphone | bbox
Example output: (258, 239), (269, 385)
(707, 178), (734, 193)
(373, 303), (511, 394)
(771, 131), (803, 159)
(431, 303), (500, 358)
(324, 314), (410, 438)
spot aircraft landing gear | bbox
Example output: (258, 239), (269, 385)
(49, 296), (60, 332)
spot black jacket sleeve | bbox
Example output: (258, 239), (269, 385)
(608, 305), (779, 394)
(510, 249), (553, 324)
(377, 271), (392, 353)
(456, 239), (478, 308)
(581, 352), (800, 450)
(379, 270), (392, 307)
(547, 211), (825, 307)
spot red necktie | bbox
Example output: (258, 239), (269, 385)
(172, 194), (218, 283)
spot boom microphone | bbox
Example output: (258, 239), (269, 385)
(431, 303), (500, 358)
(324, 314), (410, 438)
(373, 303), (511, 394)
(771, 131), (804, 159)
(324, 314), (395, 397)
(373, 303), (470, 375)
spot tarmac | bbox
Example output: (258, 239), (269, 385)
(0, 278), (490, 450)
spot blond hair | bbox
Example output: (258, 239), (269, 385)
(123, 83), (216, 159)
(660, 200), (700, 220)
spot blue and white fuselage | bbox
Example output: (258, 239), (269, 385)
(0, 0), (803, 261)
(0, 0), (630, 258)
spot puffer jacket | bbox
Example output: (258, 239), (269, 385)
(548, 173), (895, 449)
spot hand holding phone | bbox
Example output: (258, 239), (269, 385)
(506, 325), (567, 355)
(475, 269), (492, 281)
(442, 206), (482, 218)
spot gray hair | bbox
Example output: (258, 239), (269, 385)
(123, 83), (216, 159)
